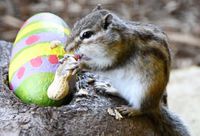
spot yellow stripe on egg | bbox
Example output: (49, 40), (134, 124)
(14, 21), (70, 45)
(9, 42), (65, 80)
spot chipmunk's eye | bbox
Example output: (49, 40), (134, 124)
(80, 31), (94, 40)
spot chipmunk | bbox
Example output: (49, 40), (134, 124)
(64, 5), (190, 136)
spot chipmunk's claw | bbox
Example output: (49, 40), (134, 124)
(59, 54), (75, 64)
(116, 105), (141, 117)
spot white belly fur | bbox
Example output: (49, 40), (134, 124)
(97, 66), (146, 109)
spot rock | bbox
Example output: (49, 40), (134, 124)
(0, 40), (165, 136)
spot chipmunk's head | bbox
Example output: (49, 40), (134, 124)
(66, 5), (126, 71)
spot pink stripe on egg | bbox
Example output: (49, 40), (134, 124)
(26, 35), (40, 45)
(17, 66), (25, 79)
(48, 55), (59, 64)
(30, 56), (43, 67)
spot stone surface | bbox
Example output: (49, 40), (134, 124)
(0, 40), (161, 136)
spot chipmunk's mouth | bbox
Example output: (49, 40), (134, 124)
(74, 54), (91, 61)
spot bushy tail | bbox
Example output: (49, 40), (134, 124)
(148, 106), (190, 136)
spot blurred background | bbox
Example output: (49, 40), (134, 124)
(0, 0), (199, 135)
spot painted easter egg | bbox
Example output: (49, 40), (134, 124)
(8, 12), (71, 106)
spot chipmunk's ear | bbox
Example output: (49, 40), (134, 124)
(102, 13), (113, 29)
(92, 4), (102, 12)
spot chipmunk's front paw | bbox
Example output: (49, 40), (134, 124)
(59, 55), (81, 75)
(116, 105), (141, 117)
(59, 54), (75, 64)
(94, 82), (119, 96)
